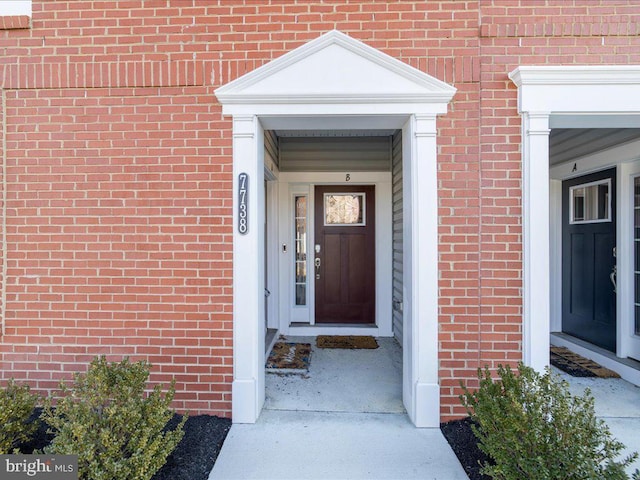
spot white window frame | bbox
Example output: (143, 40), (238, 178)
(323, 192), (367, 227)
(569, 178), (612, 224)
(0, 1), (31, 17)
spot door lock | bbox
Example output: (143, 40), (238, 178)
(314, 257), (321, 280)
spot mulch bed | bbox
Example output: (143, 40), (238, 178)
(441, 417), (491, 480)
(17, 409), (231, 480)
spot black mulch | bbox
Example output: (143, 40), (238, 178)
(441, 417), (491, 480)
(153, 414), (231, 480)
(20, 407), (489, 480)
(17, 409), (232, 480)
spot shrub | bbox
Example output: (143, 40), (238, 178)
(0, 379), (39, 453)
(460, 363), (639, 480)
(42, 356), (186, 480)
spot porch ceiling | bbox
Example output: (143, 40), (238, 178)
(549, 128), (640, 166)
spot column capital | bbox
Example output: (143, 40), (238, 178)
(524, 112), (551, 136)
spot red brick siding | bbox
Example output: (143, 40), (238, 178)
(0, 16), (30, 31)
(0, 0), (638, 420)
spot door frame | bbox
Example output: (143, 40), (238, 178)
(277, 173), (392, 336)
(627, 164), (640, 360)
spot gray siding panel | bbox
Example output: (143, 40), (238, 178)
(264, 130), (279, 169)
(279, 136), (391, 172)
(391, 131), (403, 344)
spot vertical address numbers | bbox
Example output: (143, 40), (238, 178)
(238, 173), (249, 234)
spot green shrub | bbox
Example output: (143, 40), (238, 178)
(0, 379), (39, 453)
(460, 363), (639, 480)
(42, 356), (186, 480)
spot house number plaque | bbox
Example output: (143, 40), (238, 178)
(238, 173), (249, 235)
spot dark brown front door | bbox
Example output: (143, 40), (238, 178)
(314, 185), (375, 324)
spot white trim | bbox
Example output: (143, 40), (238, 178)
(404, 114), (441, 427)
(265, 169), (280, 332)
(521, 112), (551, 371)
(218, 30), (455, 427)
(231, 115), (265, 423)
(510, 66), (640, 86)
(0, 1), (30, 17)
(216, 30), (456, 108)
(621, 162), (640, 360)
(278, 171), (392, 337)
(568, 179), (611, 225)
(549, 179), (562, 333)
(322, 192), (366, 226)
(511, 65), (640, 374)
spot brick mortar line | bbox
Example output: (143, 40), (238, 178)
(1, 88), (6, 337)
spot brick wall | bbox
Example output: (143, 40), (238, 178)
(0, 0), (638, 420)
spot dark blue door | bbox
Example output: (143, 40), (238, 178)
(562, 168), (616, 352)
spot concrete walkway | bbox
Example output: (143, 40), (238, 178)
(209, 337), (467, 479)
(209, 337), (640, 479)
(209, 410), (468, 480)
(555, 368), (640, 474)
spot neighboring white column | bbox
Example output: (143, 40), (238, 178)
(231, 115), (265, 423)
(404, 114), (440, 427)
(522, 112), (551, 371)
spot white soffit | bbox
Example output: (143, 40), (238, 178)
(509, 66), (640, 116)
(215, 30), (456, 113)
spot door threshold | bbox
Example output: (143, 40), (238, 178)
(551, 332), (640, 386)
(287, 324), (391, 337)
(290, 322), (377, 328)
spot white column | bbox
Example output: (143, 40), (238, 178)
(522, 112), (551, 371)
(231, 115), (265, 423)
(404, 114), (440, 427)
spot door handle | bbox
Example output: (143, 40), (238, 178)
(315, 257), (321, 280)
(610, 265), (617, 294)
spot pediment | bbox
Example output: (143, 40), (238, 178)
(215, 30), (456, 107)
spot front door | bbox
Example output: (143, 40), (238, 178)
(314, 185), (375, 324)
(562, 168), (617, 352)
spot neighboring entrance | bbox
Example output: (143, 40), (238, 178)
(314, 185), (376, 324)
(562, 168), (617, 352)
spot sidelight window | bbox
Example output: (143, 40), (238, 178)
(294, 195), (307, 306)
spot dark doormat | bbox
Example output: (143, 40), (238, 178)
(266, 342), (311, 372)
(550, 346), (620, 378)
(316, 335), (378, 349)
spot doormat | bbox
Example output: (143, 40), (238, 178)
(266, 342), (311, 372)
(550, 346), (620, 378)
(316, 335), (378, 349)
